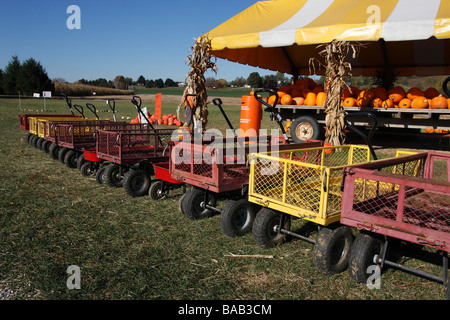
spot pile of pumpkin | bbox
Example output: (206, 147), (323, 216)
(257, 78), (449, 110)
(130, 112), (183, 126)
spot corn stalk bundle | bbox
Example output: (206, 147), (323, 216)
(310, 40), (362, 146)
(178, 36), (217, 132)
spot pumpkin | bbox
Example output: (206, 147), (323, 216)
(315, 92), (327, 106)
(341, 86), (353, 99)
(278, 86), (291, 95)
(371, 97), (383, 108)
(411, 96), (429, 109)
(305, 92), (317, 106)
(356, 89), (374, 107)
(429, 95), (448, 109)
(291, 88), (303, 98)
(406, 87), (424, 100)
(312, 85), (324, 94)
(268, 95), (280, 105)
(424, 87), (440, 99)
(281, 94), (293, 105)
(301, 88), (311, 99)
(371, 87), (388, 101)
(292, 97), (305, 105)
(398, 98), (412, 109)
(382, 99), (394, 109)
(388, 86), (406, 104)
(425, 128), (435, 133)
(342, 97), (357, 107)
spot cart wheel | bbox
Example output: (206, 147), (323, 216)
(25, 133), (32, 144)
(41, 140), (51, 153)
(96, 166), (106, 184)
(49, 143), (60, 160)
(30, 135), (39, 148)
(36, 138), (45, 150)
(348, 232), (383, 283)
(64, 150), (78, 168)
(313, 225), (353, 274)
(290, 115), (322, 142)
(123, 169), (151, 197)
(104, 164), (124, 188)
(58, 147), (71, 164)
(77, 154), (85, 170)
(220, 199), (256, 237)
(149, 181), (165, 200)
(252, 208), (291, 248)
(80, 161), (96, 177)
(180, 189), (216, 220)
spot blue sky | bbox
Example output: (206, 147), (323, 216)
(0, 0), (277, 83)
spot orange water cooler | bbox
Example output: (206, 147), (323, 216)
(239, 95), (262, 138)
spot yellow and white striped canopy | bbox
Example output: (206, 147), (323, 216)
(204, 0), (450, 76)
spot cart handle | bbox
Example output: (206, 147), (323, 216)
(107, 99), (116, 122)
(131, 95), (163, 145)
(344, 112), (378, 160)
(212, 98), (236, 136)
(443, 76), (450, 97)
(73, 104), (86, 118)
(61, 93), (75, 115)
(253, 88), (289, 143)
(86, 103), (99, 120)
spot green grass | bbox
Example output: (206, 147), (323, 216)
(0, 96), (448, 300)
(134, 86), (252, 98)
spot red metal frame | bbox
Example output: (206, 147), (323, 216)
(154, 162), (183, 184)
(95, 127), (174, 165)
(341, 152), (450, 253)
(169, 136), (323, 194)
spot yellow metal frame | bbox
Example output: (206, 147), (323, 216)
(248, 145), (371, 226)
(28, 116), (97, 137)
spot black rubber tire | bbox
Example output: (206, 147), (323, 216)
(290, 115), (322, 142)
(64, 150), (78, 168)
(25, 133), (32, 144)
(123, 169), (151, 197)
(49, 143), (60, 160)
(180, 189), (216, 220)
(313, 225), (354, 274)
(30, 135), (39, 148)
(76, 153), (85, 171)
(36, 138), (45, 150)
(58, 147), (71, 164)
(149, 180), (165, 200)
(252, 208), (290, 248)
(96, 166), (106, 184)
(220, 199), (256, 237)
(348, 232), (384, 283)
(41, 140), (51, 153)
(104, 164), (124, 188)
(80, 161), (96, 177)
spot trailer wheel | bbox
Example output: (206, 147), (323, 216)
(104, 164), (124, 188)
(25, 133), (32, 144)
(123, 169), (151, 197)
(290, 115), (322, 142)
(30, 135), (39, 148)
(36, 138), (45, 150)
(58, 147), (71, 164)
(96, 166), (106, 184)
(180, 189), (216, 220)
(220, 199), (256, 237)
(313, 225), (353, 274)
(77, 154), (85, 170)
(41, 140), (51, 153)
(64, 150), (78, 168)
(348, 232), (383, 283)
(49, 143), (60, 160)
(149, 181), (165, 200)
(80, 161), (96, 177)
(252, 208), (290, 248)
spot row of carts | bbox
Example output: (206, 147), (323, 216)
(21, 91), (450, 299)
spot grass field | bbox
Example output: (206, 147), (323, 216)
(0, 96), (448, 302)
(134, 86), (253, 98)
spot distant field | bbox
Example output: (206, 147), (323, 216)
(134, 86), (253, 98)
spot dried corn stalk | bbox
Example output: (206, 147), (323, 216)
(178, 36), (217, 132)
(310, 40), (362, 146)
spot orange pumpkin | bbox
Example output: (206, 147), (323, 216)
(268, 95), (280, 105)
(411, 97), (429, 109)
(305, 92), (317, 106)
(406, 87), (424, 100)
(316, 92), (327, 106)
(398, 98), (412, 109)
(341, 87), (353, 99)
(388, 86), (406, 104)
(302, 88), (311, 99)
(429, 95), (448, 109)
(371, 87), (388, 101)
(281, 94), (293, 105)
(424, 87), (440, 99)
(425, 128), (435, 133)
(382, 99), (394, 109)
(342, 97), (357, 107)
(371, 97), (383, 108)
(292, 97), (305, 105)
